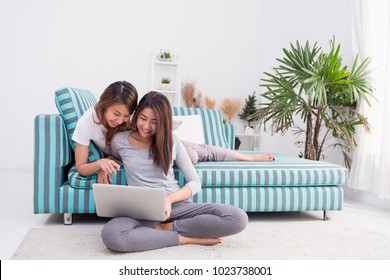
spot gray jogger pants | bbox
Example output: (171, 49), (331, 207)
(101, 201), (248, 253)
(182, 140), (236, 163)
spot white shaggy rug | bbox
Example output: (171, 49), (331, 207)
(11, 207), (390, 260)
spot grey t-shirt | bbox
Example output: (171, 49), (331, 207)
(111, 130), (201, 196)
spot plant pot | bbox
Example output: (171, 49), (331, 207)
(244, 125), (254, 135)
(160, 83), (171, 91)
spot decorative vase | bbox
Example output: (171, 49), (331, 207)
(244, 125), (254, 135)
(160, 83), (171, 91)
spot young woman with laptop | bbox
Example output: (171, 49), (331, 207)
(103, 91), (248, 252)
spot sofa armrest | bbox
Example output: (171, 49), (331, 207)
(223, 123), (236, 150)
(34, 114), (74, 213)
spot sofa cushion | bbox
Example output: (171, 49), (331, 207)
(174, 153), (349, 188)
(54, 87), (103, 163)
(172, 114), (205, 144)
(173, 107), (229, 149)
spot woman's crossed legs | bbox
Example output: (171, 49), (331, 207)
(101, 201), (248, 252)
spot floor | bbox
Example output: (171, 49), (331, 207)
(1, 169), (390, 260)
(0, 170), (70, 260)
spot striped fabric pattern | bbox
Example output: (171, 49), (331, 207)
(57, 184), (343, 214)
(173, 107), (229, 149)
(54, 87), (102, 163)
(34, 115), (73, 214)
(190, 185), (343, 211)
(59, 183), (96, 213)
(67, 165), (127, 189)
(174, 153), (348, 188)
(223, 123), (235, 150)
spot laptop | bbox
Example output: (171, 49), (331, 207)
(92, 183), (167, 221)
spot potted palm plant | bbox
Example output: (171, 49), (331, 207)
(252, 37), (375, 169)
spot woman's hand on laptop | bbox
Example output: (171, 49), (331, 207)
(164, 196), (172, 220)
(97, 169), (112, 184)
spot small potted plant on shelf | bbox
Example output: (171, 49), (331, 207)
(160, 77), (172, 91)
(158, 49), (172, 62)
(238, 92), (259, 134)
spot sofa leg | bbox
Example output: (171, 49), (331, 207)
(323, 210), (330, 221)
(63, 213), (73, 225)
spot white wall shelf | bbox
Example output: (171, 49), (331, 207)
(150, 52), (181, 107)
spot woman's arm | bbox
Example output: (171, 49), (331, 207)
(172, 137), (202, 197)
(166, 185), (192, 203)
(163, 185), (192, 219)
(74, 143), (120, 177)
(162, 139), (201, 219)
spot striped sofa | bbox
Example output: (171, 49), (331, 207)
(34, 87), (347, 224)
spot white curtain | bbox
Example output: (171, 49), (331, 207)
(349, 0), (390, 199)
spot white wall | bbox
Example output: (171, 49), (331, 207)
(0, 0), (352, 170)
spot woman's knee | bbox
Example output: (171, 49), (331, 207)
(221, 205), (248, 235)
(101, 217), (139, 252)
(185, 147), (199, 164)
(232, 207), (249, 233)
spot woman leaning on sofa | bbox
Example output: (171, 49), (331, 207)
(72, 80), (275, 184)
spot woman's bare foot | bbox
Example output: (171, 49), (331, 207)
(251, 153), (275, 162)
(179, 235), (222, 246)
(156, 224), (221, 246)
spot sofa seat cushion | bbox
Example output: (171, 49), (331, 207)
(174, 153), (348, 188)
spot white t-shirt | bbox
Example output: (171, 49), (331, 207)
(72, 107), (109, 154)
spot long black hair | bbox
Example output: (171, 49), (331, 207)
(130, 91), (172, 175)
